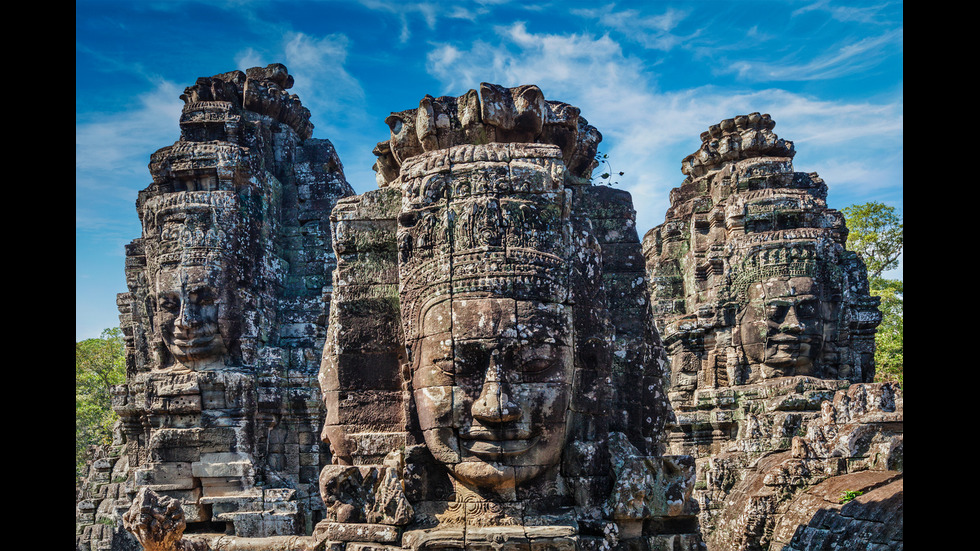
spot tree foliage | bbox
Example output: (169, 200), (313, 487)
(871, 278), (903, 386)
(841, 202), (903, 280)
(842, 202), (903, 387)
(76, 327), (126, 480)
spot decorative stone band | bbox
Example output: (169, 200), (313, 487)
(179, 101), (242, 135)
(399, 247), (571, 343)
(166, 142), (243, 169)
(149, 141), (246, 186)
(397, 143), (567, 207)
(682, 113), (795, 179)
(140, 191), (239, 268)
(181, 100), (238, 118)
(727, 241), (841, 306)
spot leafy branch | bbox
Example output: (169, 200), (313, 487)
(593, 151), (624, 186)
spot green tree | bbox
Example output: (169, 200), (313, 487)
(842, 202), (903, 386)
(872, 278), (903, 386)
(841, 202), (903, 280)
(76, 327), (126, 480)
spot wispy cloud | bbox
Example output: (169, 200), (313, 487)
(358, 0), (474, 42)
(232, 31), (371, 147)
(428, 22), (637, 92)
(75, 81), (182, 241)
(572, 4), (697, 51)
(722, 28), (903, 82)
(792, 0), (898, 24)
(282, 31), (364, 102)
(75, 79), (184, 191)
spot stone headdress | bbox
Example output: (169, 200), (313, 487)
(140, 191), (239, 271)
(643, 114), (882, 388)
(726, 237), (844, 308)
(395, 142), (575, 345)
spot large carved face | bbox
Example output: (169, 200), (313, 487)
(737, 276), (824, 379)
(412, 297), (574, 491)
(153, 264), (230, 365)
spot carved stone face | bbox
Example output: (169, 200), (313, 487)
(154, 264), (229, 365)
(412, 297), (574, 490)
(737, 276), (824, 379)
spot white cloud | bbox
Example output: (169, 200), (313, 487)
(276, 32), (369, 135)
(424, 22), (903, 235)
(358, 0), (475, 42)
(428, 22), (637, 93)
(792, 0), (898, 24)
(572, 4), (697, 51)
(75, 79), (184, 198)
(235, 47), (266, 70)
(723, 29), (903, 82)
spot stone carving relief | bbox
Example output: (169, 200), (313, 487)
(641, 115), (897, 547)
(317, 85), (704, 550)
(76, 64), (354, 551)
(75, 64), (901, 551)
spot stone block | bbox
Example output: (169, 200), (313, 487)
(318, 522), (401, 543)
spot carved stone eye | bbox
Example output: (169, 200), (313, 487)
(157, 295), (180, 313)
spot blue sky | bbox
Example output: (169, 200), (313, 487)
(76, 0), (903, 341)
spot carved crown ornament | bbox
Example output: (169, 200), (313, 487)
(373, 83), (601, 188)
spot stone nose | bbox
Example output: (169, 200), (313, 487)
(470, 351), (521, 424)
(779, 305), (804, 334)
(175, 299), (204, 329)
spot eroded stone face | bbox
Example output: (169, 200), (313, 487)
(413, 297), (574, 490)
(81, 64), (355, 551)
(737, 276), (823, 379)
(642, 114), (886, 546)
(318, 84), (693, 550)
(153, 263), (232, 365)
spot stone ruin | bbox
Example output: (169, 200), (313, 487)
(76, 64), (354, 550)
(642, 115), (902, 549)
(76, 66), (902, 551)
(316, 83), (701, 551)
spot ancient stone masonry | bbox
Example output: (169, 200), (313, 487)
(317, 84), (705, 551)
(76, 64), (355, 550)
(77, 65), (903, 550)
(641, 115), (902, 549)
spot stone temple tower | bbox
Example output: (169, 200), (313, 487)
(641, 114), (901, 549)
(77, 64), (354, 549)
(315, 83), (705, 551)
